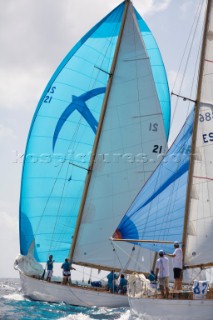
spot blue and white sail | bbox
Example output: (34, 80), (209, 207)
(19, 0), (170, 271)
(115, 110), (194, 254)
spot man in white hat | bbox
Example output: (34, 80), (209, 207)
(166, 241), (183, 290)
(155, 250), (170, 298)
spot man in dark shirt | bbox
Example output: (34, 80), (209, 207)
(61, 258), (76, 285)
(46, 255), (54, 282)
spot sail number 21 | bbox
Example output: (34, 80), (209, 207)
(43, 86), (56, 103)
(149, 123), (163, 153)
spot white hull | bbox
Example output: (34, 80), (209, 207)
(129, 297), (213, 320)
(20, 273), (128, 308)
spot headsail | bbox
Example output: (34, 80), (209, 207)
(19, 0), (170, 269)
(72, 1), (170, 272)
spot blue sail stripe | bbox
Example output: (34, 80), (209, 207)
(130, 161), (190, 216)
(53, 87), (106, 150)
(36, 116), (100, 130)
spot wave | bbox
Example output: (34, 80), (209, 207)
(58, 313), (91, 320)
(58, 309), (132, 320)
(2, 293), (26, 301)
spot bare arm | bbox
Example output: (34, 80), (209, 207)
(166, 253), (175, 257)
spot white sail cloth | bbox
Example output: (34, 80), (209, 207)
(14, 254), (44, 277)
(185, 1), (213, 266)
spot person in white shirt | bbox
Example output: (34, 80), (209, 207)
(155, 250), (170, 298)
(166, 241), (183, 290)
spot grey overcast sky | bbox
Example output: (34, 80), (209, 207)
(0, 0), (203, 278)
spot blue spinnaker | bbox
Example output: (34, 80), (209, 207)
(19, 1), (171, 262)
(19, 2), (125, 262)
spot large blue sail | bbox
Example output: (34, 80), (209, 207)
(116, 110), (194, 254)
(19, 1), (171, 262)
(19, 2), (125, 262)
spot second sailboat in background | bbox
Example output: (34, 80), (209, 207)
(113, 0), (213, 318)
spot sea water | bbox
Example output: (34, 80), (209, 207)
(0, 278), (137, 320)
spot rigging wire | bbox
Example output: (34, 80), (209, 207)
(171, 0), (204, 127)
(110, 240), (124, 271)
(112, 241), (150, 273)
(158, 0), (206, 240)
(160, 1), (206, 243)
(110, 239), (137, 274)
(82, 266), (85, 283)
(88, 268), (93, 284)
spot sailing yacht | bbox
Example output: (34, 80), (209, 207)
(14, 0), (170, 307)
(113, 0), (213, 318)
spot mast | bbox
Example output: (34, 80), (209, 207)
(182, 0), (211, 267)
(69, 0), (131, 262)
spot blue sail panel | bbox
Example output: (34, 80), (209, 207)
(135, 9), (171, 139)
(116, 110), (194, 254)
(19, 2), (125, 262)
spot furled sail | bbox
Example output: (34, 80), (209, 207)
(184, 1), (213, 267)
(19, 0), (170, 267)
(115, 110), (194, 255)
(72, 2), (170, 272)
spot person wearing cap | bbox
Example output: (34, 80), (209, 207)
(155, 250), (170, 298)
(166, 241), (183, 290)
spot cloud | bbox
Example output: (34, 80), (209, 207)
(0, 211), (18, 237)
(180, 0), (194, 16)
(0, 66), (48, 111)
(168, 70), (180, 92)
(0, 124), (15, 139)
(136, 0), (171, 16)
(0, 210), (19, 277)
